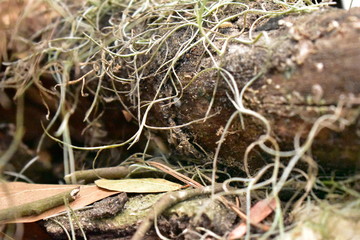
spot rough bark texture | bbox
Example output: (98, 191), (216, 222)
(137, 8), (360, 174)
(43, 192), (236, 240)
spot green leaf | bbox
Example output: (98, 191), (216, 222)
(95, 178), (182, 193)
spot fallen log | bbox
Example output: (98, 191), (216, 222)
(120, 6), (360, 174)
(1, 1), (359, 175)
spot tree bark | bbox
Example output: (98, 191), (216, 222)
(135, 8), (360, 173)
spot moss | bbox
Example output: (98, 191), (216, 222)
(112, 194), (164, 226)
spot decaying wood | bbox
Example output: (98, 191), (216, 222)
(136, 8), (360, 173)
(131, 184), (225, 240)
(43, 186), (237, 240)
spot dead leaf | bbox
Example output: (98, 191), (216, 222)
(95, 178), (183, 193)
(229, 198), (277, 239)
(0, 182), (78, 209)
(0, 182), (118, 223)
(122, 110), (133, 122)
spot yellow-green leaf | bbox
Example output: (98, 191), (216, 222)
(95, 178), (182, 193)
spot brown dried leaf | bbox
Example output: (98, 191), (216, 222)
(0, 182), (78, 209)
(0, 182), (118, 223)
(229, 198), (277, 239)
(122, 110), (133, 122)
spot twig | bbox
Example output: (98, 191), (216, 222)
(131, 184), (224, 240)
(147, 161), (203, 188)
(64, 166), (130, 184)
